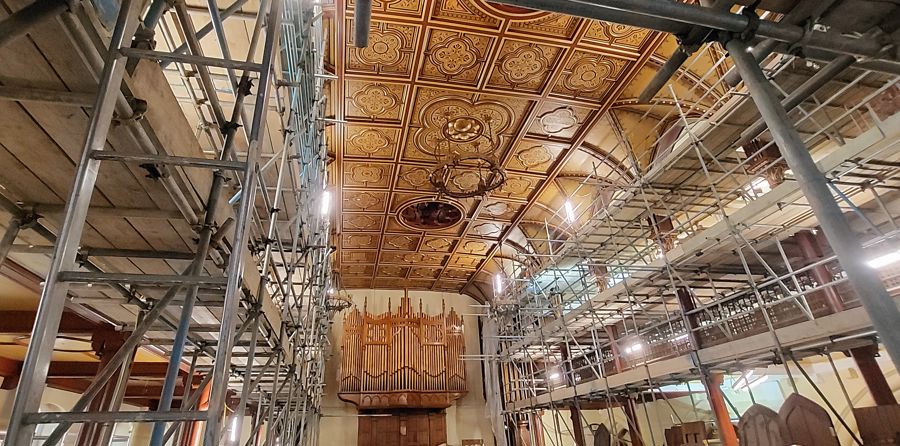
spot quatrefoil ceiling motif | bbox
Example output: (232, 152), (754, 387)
(348, 128), (391, 156)
(429, 35), (480, 76)
(352, 84), (400, 116)
(564, 57), (617, 93)
(349, 165), (385, 184)
(499, 46), (549, 84)
(539, 107), (578, 135)
(416, 97), (514, 157)
(357, 28), (404, 66)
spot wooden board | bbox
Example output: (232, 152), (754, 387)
(853, 405), (900, 445)
(778, 393), (838, 446)
(738, 404), (788, 446)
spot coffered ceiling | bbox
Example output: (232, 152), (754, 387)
(324, 0), (726, 299)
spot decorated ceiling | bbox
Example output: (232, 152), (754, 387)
(324, 0), (727, 299)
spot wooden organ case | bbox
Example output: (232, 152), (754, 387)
(338, 294), (468, 409)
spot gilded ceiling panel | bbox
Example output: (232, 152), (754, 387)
(429, 0), (502, 30)
(383, 234), (422, 250)
(421, 236), (456, 252)
(345, 80), (407, 122)
(506, 140), (567, 174)
(342, 161), (394, 189)
(376, 265), (410, 277)
(343, 264), (376, 277)
(550, 51), (631, 101)
(380, 252), (448, 265)
(342, 190), (389, 213)
(440, 268), (473, 281)
(582, 21), (653, 51)
(343, 233), (381, 250)
(458, 239), (491, 255)
(346, 20), (420, 78)
(480, 199), (522, 220)
(409, 266), (441, 279)
(419, 29), (494, 86)
(342, 214), (385, 232)
(343, 250), (379, 264)
(448, 254), (484, 269)
(349, 0), (426, 18)
(468, 220), (505, 239)
(394, 165), (436, 191)
(491, 173), (541, 202)
(527, 104), (594, 141)
(343, 125), (401, 160)
(506, 12), (582, 40)
(485, 39), (564, 94)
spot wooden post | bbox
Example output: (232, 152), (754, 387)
(676, 287), (737, 446)
(849, 344), (898, 406)
(604, 325), (643, 446)
(702, 373), (738, 446)
(559, 343), (586, 446)
(795, 230), (845, 313)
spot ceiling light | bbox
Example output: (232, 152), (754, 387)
(321, 190), (331, 216)
(548, 372), (560, 380)
(867, 250), (900, 269)
(494, 274), (503, 295)
(564, 200), (576, 223)
(230, 416), (239, 443)
(624, 343), (643, 354)
(328, 287), (335, 295)
(732, 369), (768, 391)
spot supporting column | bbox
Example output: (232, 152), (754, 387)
(676, 287), (737, 445)
(604, 325), (643, 446)
(621, 397), (645, 446)
(726, 36), (900, 370)
(849, 344), (898, 406)
(795, 230), (844, 313)
(701, 373), (739, 446)
(559, 343), (585, 446)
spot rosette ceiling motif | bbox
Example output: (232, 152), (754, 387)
(324, 0), (725, 299)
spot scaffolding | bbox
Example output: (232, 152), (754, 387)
(475, 3), (900, 443)
(0, 0), (333, 443)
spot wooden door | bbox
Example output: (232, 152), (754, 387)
(778, 394), (838, 446)
(359, 413), (447, 446)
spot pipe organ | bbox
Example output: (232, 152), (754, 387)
(339, 294), (467, 409)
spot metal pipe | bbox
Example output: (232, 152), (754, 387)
(0, 216), (22, 266)
(202, 0), (283, 439)
(161, 0), (253, 68)
(726, 36), (900, 370)
(0, 0), (67, 49)
(490, 0), (893, 60)
(2, 0), (144, 441)
(721, 0), (841, 87)
(736, 54), (856, 147)
(639, 46), (691, 104)
(148, 76), (250, 446)
(353, 0), (372, 48)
